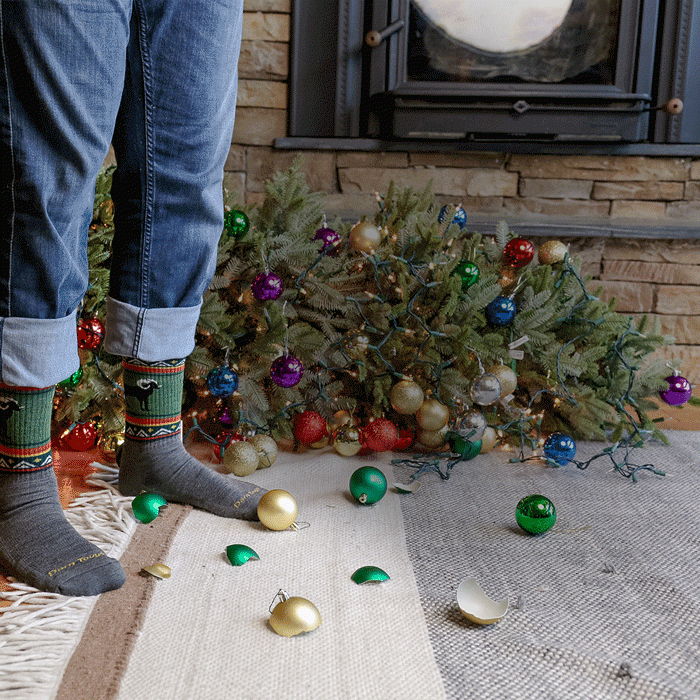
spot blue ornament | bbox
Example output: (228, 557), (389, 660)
(438, 205), (467, 229)
(206, 365), (239, 397)
(543, 433), (576, 466)
(485, 296), (517, 326)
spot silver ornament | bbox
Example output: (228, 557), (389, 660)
(457, 410), (487, 441)
(470, 373), (502, 406)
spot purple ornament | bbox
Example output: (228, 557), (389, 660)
(314, 227), (341, 255)
(659, 374), (692, 406)
(251, 272), (283, 301)
(270, 354), (304, 387)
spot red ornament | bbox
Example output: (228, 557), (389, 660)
(62, 421), (98, 451)
(77, 317), (105, 350)
(294, 410), (328, 445)
(213, 430), (246, 460)
(393, 428), (416, 451)
(503, 238), (534, 268)
(362, 418), (399, 452)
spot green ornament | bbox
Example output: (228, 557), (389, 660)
(447, 433), (482, 460)
(225, 544), (260, 566)
(57, 365), (83, 390)
(131, 492), (168, 524)
(454, 260), (480, 290)
(516, 494), (556, 535)
(223, 209), (250, 239)
(349, 466), (387, 505)
(351, 565), (390, 585)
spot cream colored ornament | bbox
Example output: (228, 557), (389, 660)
(538, 240), (569, 265)
(487, 364), (518, 398)
(390, 379), (425, 415)
(480, 427), (499, 453)
(457, 577), (508, 625)
(248, 434), (278, 469)
(223, 441), (259, 477)
(417, 424), (449, 448)
(349, 221), (382, 254)
(415, 398), (450, 431)
(257, 489), (298, 531)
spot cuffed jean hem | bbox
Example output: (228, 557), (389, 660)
(104, 296), (201, 361)
(0, 311), (80, 387)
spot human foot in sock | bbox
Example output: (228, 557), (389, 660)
(119, 359), (265, 520)
(0, 386), (125, 596)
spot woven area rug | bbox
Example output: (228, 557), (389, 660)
(1, 431), (699, 700)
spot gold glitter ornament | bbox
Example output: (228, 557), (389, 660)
(349, 221), (383, 254)
(538, 240), (569, 265)
(248, 434), (278, 468)
(223, 441), (259, 477)
(331, 425), (363, 456)
(390, 379), (425, 415)
(415, 398), (450, 431)
(257, 489), (298, 530)
(487, 365), (518, 398)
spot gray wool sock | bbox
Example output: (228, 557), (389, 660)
(119, 359), (265, 520)
(0, 385), (125, 596)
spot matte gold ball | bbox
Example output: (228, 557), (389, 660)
(538, 240), (569, 265)
(349, 221), (382, 254)
(487, 365), (518, 398)
(248, 434), (278, 469)
(390, 379), (425, 415)
(257, 489), (298, 531)
(331, 425), (362, 456)
(480, 427), (499, 453)
(223, 441), (260, 477)
(417, 425), (449, 448)
(415, 398), (450, 432)
(269, 596), (322, 637)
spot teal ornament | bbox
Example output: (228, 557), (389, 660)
(351, 566), (390, 585)
(206, 365), (239, 397)
(447, 433), (482, 460)
(225, 544), (260, 566)
(132, 492), (168, 524)
(350, 466), (388, 505)
(454, 260), (480, 290)
(516, 494), (556, 535)
(223, 209), (250, 239)
(57, 365), (83, 390)
(543, 433), (576, 466)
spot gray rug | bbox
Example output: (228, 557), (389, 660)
(394, 430), (700, 700)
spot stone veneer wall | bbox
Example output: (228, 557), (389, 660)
(226, 0), (700, 388)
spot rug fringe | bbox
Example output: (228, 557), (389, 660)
(0, 466), (136, 700)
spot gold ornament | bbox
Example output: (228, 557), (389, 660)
(390, 379), (425, 415)
(257, 489), (298, 530)
(223, 441), (259, 477)
(487, 365), (518, 398)
(538, 240), (569, 265)
(248, 434), (278, 469)
(269, 592), (322, 637)
(480, 427), (499, 453)
(311, 434), (330, 449)
(140, 563), (171, 579)
(415, 398), (450, 432)
(331, 425), (362, 456)
(329, 410), (354, 432)
(417, 425), (449, 448)
(99, 431), (125, 463)
(349, 221), (382, 254)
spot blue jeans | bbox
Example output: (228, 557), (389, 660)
(0, 0), (243, 387)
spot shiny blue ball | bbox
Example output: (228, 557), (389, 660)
(543, 433), (577, 466)
(438, 205), (467, 229)
(485, 296), (517, 326)
(206, 365), (239, 397)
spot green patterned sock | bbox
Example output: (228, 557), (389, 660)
(0, 385), (125, 596)
(119, 359), (264, 520)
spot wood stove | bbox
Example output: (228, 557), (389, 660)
(289, 0), (700, 148)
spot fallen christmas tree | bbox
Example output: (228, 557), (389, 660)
(54, 162), (691, 474)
